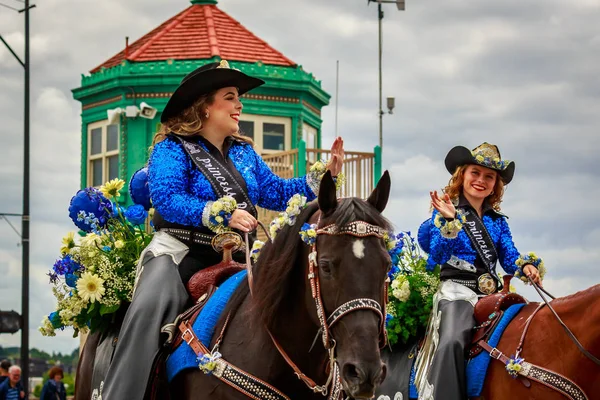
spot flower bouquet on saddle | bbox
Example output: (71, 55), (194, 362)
(385, 231), (440, 348)
(39, 173), (153, 337)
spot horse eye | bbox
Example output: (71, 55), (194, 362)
(319, 259), (332, 275)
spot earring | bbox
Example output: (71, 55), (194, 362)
(205, 112), (209, 119)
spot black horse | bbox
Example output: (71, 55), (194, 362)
(171, 171), (393, 399)
(75, 171), (394, 399)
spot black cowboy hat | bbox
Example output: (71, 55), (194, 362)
(444, 142), (516, 184)
(161, 60), (265, 123)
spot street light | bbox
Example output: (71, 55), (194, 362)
(0, 1), (36, 395)
(0, 311), (23, 334)
(367, 0), (405, 157)
(387, 97), (395, 114)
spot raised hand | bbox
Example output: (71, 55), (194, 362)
(430, 190), (456, 219)
(327, 137), (345, 177)
(229, 209), (258, 232)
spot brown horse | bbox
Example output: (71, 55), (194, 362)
(171, 171), (393, 399)
(479, 284), (600, 400)
(375, 284), (600, 400)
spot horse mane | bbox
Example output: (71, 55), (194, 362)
(549, 283), (600, 306)
(249, 197), (393, 328)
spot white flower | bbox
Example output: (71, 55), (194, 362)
(76, 272), (106, 303)
(38, 316), (56, 337)
(391, 276), (410, 302)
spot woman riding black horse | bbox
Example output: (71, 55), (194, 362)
(98, 60), (345, 399)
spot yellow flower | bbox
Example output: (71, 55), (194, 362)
(80, 233), (102, 249)
(100, 178), (125, 199)
(114, 240), (124, 249)
(76, 272), (105, 303)
(60, 232), (76, 255)
(212, 202), (224, 213)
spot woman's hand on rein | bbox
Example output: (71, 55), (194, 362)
(327, 136), (345, 177)
(523, 264), (542, 286)
(229, 209), (258, 233)
(430, 190), (456, 219)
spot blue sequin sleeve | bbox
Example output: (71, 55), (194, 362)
(497, 216), (520, 275)
(425, 210), (460, 265)
(252, 150), (317, 212)
(148, 139), (208, 227)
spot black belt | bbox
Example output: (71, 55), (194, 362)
(160, 228), (214, 246)
(446, 272), (498, 295)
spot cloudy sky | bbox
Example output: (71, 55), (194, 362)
(1, 0), (599, 354)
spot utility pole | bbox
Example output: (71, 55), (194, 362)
(368, 0), (404, 161)
(0, 0), (36, 394)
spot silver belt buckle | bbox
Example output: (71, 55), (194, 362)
(477, 273), (497, 295)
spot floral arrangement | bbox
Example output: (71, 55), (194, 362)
(433, 209), (466, 239)
(385, 232), (440, 347)
(269, 194), (308, 240)
(203, 196), (237, 234)
(306, 160), (346, 194)
(250, 240), (264, 263)
(514, 252), (545, 284)
(40, 175), (153, 336)
(472, 151), (510, 170)
(505, 356), (525, 378)
(299, 223), (317, 245)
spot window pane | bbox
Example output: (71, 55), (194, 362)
(90, 128), (102, 155)
(107, 155), (119, 181)
(107, 125), (119, 151)
(238, 121), (254, 140)
(91, 159), (103, 187)
(263, 123), (285, 151)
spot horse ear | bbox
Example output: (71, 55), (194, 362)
(367, 170), (391, 213)
(318, 170), (337, 215)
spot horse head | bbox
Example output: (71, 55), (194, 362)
(309, 170), (392, 399)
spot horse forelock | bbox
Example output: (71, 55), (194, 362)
(250, 197), (392, 328)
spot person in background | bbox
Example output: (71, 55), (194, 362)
(0, 365), (25, 400)
(40, 366), (67, 400)
(0, 360), (10, 385)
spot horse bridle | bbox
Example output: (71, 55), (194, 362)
(247, 215), (390, 397)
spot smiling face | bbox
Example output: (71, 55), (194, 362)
(202, 86), (242, 135)
(462, 164), (498, 202)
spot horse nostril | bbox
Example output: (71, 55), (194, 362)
(342, 363), (363, 383)
(379, 363), (387, 383)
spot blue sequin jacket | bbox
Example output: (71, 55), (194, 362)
(418, 201), (521, 276)
(148, 136), (318, 228)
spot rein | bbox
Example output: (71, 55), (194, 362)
(526, 276), (600, 366)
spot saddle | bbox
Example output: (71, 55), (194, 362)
(468, 275), (527, 358)
(147, 236), (246, 400)
(186, 234), (245, 302)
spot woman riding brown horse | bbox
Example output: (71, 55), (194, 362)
(480, 283), (600, 399)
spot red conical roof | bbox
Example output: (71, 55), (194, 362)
(91, 3), (295, 73)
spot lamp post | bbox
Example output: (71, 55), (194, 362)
(0, 0), (36, 394)
(367, 0), (404, 159)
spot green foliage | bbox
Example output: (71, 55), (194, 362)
(385, 233), (440, 347)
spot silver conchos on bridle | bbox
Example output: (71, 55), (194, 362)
(304, 219), (389, 397)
